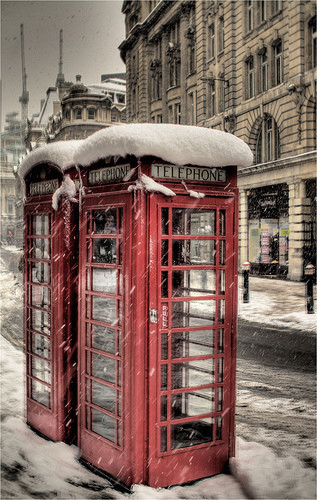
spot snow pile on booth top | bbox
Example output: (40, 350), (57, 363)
(19, 124), (253, 178)
(73, 123), (253, 168)
(19, 139), (83, 179)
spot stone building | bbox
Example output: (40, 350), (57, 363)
(119, 0), (316, 280)
(25, 75), (126, 148)
(0, 113), (26, 245)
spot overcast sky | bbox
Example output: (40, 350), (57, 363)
(1, 0), (126, 131)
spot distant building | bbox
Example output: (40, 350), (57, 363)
(0, 113), (25, 245)
(25, 75), (126, 148)
(119, 0), (316, 280)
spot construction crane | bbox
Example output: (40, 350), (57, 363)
(19, 24), (29, 124)
(55, 29), (65, 88)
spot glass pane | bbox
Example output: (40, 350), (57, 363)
(32, 239), (50, 259)
(92, 353), (116, 384)
(160, 427), (167, 452)
(218, 329), (224, 353)
(216, 416), (222, 440)
(219, 270), (225, 295)
(92, 268), (117, 294)
(161, 208), (169, 235)
(31, 357), (51, 384)
(161, 395), (167, 421)
(171, 388), (214, 419)
(91, 407), (115, 442)
(161, 271), (168, 298)
(172, 330), (214, 358)
(219, 210), (226, 236)
(172, 209), (216, 235)
(161, 364), (167, 390)
(31, 286), (50, 308)
(172, 240), (216, 265)
(218, 300), (225, 324)
(161, 240), (169, 266)
(32, 215), (50, 235)
(31, 262), (50, 284)
(92, 380), (116, 413)
(171, 300), (216, 327)
(219, 240), (226, 265)
(172, 358), (215, 389)
(92, 296), (117, 324)
(31, 333), (50, 359)
(31, 379), (50, 408)
(171, 417), (213, 449)
(92, 325), (117, 355)
(92, 209), (117, 234)
(172, 270), (216, 296)
(93, 239), (117, 264)
(217, 357), (224, 383)
(217, 386), (223, 411)
(161, 333), (168, 360)
(31, 309), (50, 335)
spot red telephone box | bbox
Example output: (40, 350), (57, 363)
(20, 124), (252, 488)
(77, 158), (239, 488)
(23, 163), (78, 443)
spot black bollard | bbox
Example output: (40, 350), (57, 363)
(305, 264), (315, 314)
(242, 262), (250, 303)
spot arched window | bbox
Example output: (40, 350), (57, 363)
(88, 108), (96, 120)
(246, 56), (255, 98)
(256, 115), (280, 163)
(75, 108), (82, 120)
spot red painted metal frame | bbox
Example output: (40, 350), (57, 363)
(24, 197), (78, 443)
(147, 192), (238, 488)
(78, 191), (150, 486)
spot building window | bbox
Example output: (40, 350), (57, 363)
(111, 110), (118, 122)
(188, 43), (196, 74)
(65, 110), (70, 121)
(168, 103), (181, 124)
(308, 16), (317, 69)
(208, 23), (215, 59)
(260, 0), (267, 23)
(272, 0), (282, 15)
(246, 0), (254, 32)
(88, 108), (95, 120)
(167, 21), (181, 88)
(256, 115), (280, 163)
(273, 40), (283, 86)
(117, 94), (125, 104)
(247, 57), (255, 98)
(188, 92), (196, 125)
(260, 49), (268, 92)
(209, 81), (216, 116)
(75, 108), (82, 120)
(218, 16), (224, 53)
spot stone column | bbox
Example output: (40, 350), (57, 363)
(239, 188), (249, 269)
(288, 181), (308, 281)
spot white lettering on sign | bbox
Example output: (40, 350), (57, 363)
(30, 179), (59, 196)
(88, 164), (130, 184)
(151, 164), (227, 183)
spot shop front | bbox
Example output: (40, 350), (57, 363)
(247, 184), (289, 277)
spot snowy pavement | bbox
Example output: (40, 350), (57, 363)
(238, 274), (316, 333)
(0, 246), (316, 499)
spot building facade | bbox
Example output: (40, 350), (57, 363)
(25, 75), (126, 148)
(119, 0), (316, 280)
(0, 113), (26, 246)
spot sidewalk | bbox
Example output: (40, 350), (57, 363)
(238, 275), (316, 333)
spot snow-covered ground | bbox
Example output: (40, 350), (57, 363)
(1, 246), (316, 499)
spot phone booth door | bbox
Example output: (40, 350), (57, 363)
(148, 194), (237, 487)
(78, 194), (133, 484)
(24, 201), (77, 443)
